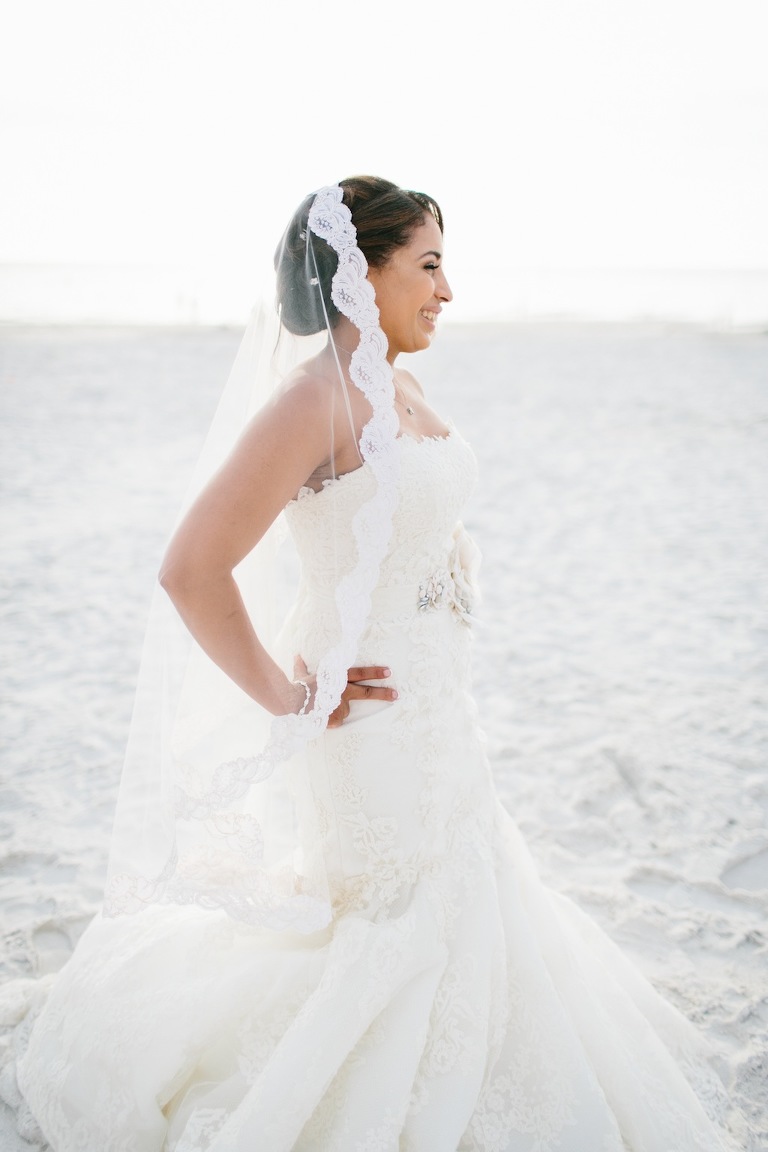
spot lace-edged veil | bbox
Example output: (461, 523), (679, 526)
(104, 181), (436, 933)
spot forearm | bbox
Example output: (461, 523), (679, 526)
(160, 568), (302, 717)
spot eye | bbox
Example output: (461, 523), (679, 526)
(424, 262), (439, 272)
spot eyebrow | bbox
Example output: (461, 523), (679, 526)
(418, 250), (442, 260)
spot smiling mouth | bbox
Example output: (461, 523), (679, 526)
(420, 310), (438, 323)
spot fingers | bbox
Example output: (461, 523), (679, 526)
(294, 660), (387, 684)
(345, 682), (398, 702)
(324, 664), (399, 727)
(344, 665), (397, 704)
(346, 666), (391, 683)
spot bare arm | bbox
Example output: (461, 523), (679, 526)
(159, 377), (336, 716)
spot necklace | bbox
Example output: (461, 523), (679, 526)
(332, 339), (415, 415)
(395, 388), (415, 417)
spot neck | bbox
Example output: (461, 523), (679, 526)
(328, 318), (398, 365)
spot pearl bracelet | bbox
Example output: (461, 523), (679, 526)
(292, 678), (311, 716)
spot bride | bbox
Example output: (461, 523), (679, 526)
(4, 177), (740, 1150)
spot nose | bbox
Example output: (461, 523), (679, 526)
(436, 267), (453, 304)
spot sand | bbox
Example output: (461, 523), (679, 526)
(1, 322), (766, 1148)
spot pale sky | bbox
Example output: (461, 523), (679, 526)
(2, 0), (767, 317)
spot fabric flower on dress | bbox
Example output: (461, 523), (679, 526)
(448, 520), (482, 624)
(418, 522), (482, 625)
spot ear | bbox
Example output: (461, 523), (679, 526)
(365, 266), (385, 307)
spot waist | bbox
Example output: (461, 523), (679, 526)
(303, 567), (473, 625)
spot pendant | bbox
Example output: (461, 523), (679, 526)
(406, 406), (414, 415)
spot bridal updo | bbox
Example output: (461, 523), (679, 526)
(275, 175), (444, 336)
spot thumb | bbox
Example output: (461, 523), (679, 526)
(293, 654), (309, 679)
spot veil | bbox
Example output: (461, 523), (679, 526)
(103, 182), (433, 933)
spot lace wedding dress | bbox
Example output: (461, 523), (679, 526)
(5, 426), (738, 1151)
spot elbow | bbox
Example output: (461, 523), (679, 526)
(158, 546), (193, 601)
(158, 549), (230, 605)
(158, 557), (182, 598)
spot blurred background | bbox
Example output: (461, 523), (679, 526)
(2, 0), (767, 326)
(2, 10), (767, 1146)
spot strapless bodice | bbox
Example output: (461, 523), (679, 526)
(284, 426), (479, 605)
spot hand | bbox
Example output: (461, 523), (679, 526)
(293, 656), (398, 728)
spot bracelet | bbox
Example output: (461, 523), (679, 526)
(292, 678), (311, 716)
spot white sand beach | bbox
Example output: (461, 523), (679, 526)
(0, 322), (766, 1148)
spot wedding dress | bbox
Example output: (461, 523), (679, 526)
(6, 423), (737, 1151)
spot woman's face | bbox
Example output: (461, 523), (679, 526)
(367, 215), (452, 361)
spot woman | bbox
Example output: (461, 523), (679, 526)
(5, 177), (739, 1150)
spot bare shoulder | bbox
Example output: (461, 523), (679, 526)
(271, 364), (336, 421)
(253, 362), (364, 479)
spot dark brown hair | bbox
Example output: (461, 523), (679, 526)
(275, 176), (444, 336)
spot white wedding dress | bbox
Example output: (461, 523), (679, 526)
(5, 426), (738, 1151)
